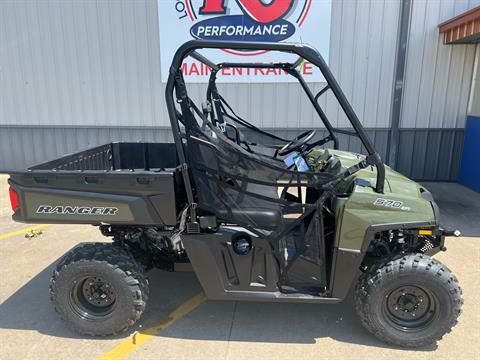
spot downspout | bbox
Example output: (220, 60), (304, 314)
(467, 44), (479, 116)
(387, 0), (413, 168)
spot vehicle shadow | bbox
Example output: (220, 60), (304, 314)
(0, 252), (437, 351)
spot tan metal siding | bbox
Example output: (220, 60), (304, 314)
(400, 0), (480, 128)
(0, 0), (165, 127)
(0, 0), (400, 130)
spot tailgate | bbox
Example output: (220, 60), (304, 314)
(8, 172), (179, 226)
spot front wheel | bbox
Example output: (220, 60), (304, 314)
(354, 254), (463, 348)
(50, 243), (149, 336)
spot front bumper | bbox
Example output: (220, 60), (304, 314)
(427, 227), (461, 255)
(405, 227), (461, 256)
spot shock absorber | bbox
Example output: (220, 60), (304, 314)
(396, 230), (406, 245)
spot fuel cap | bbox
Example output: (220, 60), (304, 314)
(232, 234), (252, 255)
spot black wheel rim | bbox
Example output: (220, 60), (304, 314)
(383, 285), (438, 332)
(69, 276), (116, 320)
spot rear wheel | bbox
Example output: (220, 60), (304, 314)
(354, 253), (463, 348)
(50, 242), (149, 336)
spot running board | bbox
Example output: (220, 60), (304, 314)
(212, 290), (342, 303)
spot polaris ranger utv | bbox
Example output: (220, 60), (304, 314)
(7, 40), (462, 348)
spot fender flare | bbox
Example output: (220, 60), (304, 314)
(330, 220), (438, 299)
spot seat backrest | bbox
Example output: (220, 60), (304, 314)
(187, 134), (288, 229)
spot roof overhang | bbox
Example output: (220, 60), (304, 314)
(439, 6), (480, 44)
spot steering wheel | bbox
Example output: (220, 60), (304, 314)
(278, 130), (316, 156)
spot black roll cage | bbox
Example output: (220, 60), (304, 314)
(165, 40), (385, 210)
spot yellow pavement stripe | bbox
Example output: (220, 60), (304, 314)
(98, 292), (206, 360)
(0, 224), (50, 240)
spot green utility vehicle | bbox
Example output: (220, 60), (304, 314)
(7, 41), (462, 348)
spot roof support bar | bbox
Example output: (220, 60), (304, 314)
(285, 67), (339, 150)
(189, 51), (220, 71)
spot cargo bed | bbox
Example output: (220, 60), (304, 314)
(8, 142), (185, 226)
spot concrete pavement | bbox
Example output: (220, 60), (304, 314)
(422, 182), (480, 237)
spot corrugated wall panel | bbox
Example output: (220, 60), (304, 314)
(0, 0), (399, 130)
(396, 129), (465, 181)
(0, 125), (463, 180)
(0, 127), (173, 171)
(0, 0), (166, 127)
(324, 0), (400, 128)
(2, 0), (476, 130)
(401, 0), (480, 128)
(0, 127), (392, 172)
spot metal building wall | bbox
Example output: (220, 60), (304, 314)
(0, 0), (400, 171)
(0, 0), (477, 181)
(469, 44), (480, 116)
(396, 0), (480, 180)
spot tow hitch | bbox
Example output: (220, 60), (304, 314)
(440, 229), (462, 237)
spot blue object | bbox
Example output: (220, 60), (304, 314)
(294, 155), (309, 172)
(355, 178), (372, 188)
(459, 116), (480, 192)
(283, 151), (309, 172)
(190, 15), (295, 43)
(283, 151), (299, 167)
